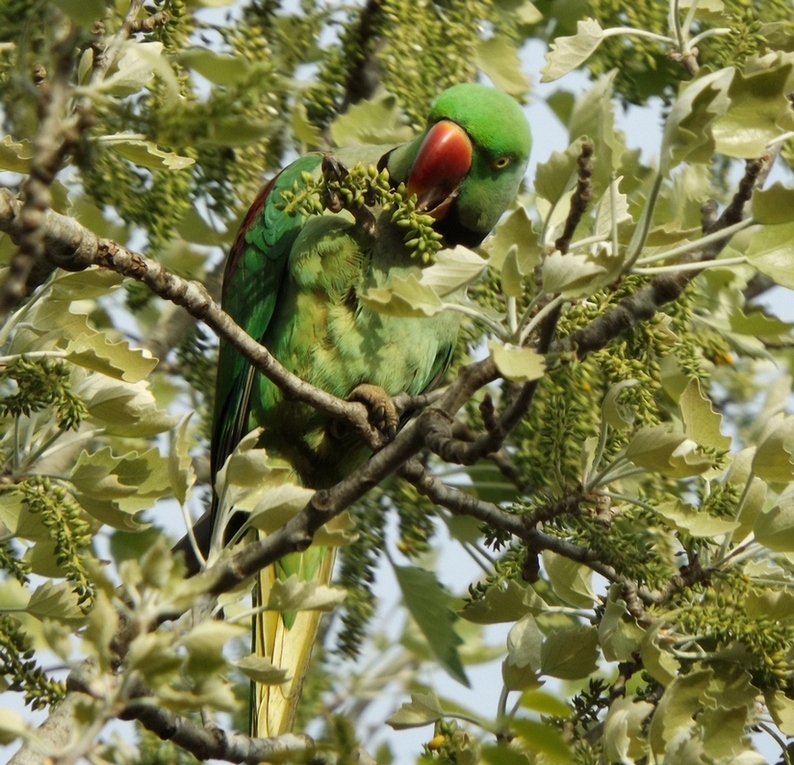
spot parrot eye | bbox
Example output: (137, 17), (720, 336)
(493, 155), (512, 170)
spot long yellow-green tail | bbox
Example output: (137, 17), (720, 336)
(251, 544), (336, 737)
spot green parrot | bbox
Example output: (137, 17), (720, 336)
(208, 83), (531, 738)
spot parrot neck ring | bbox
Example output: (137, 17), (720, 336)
(406, 120), (473, 221)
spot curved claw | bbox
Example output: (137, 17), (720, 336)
(348, 383), (399, 443)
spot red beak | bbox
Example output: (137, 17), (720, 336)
(406, 120), (473, 220)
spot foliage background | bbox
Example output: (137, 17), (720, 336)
(1, 0), (794, 764)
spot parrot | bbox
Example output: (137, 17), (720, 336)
(207, 83), (531, 738)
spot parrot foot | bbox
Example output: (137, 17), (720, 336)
(322, 155), (379, 237)
(348, 383), (399, 443)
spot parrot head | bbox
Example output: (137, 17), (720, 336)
(385, 83), (531, 247)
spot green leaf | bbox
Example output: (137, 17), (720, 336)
(329, 94), (414, 147)
(542, 551), (596, 607)
(169, 416), (196, 506)
(387, 692), (443, 730)
(766, 689), (794, 735)
(752, 183), (794, 224)
(98, 42), (164, 97)
(540, 18), (607, 82)
(475, 36), (530, 97)
(0, 135), (32, 173)
(65, 333), (158, 382)
(0, 709), (26, 745)
(679, 378), (731, 450)
(393, 563), (468, 686)
(712, 54), (794, 158)
(180, 621), (246, 677)
(509, 718), (574, 763)
(746, 220), (794, 288)
(660, 68), (733, 175)
(109, 138), (194, 170)
(540, 624), (599, 679)
(648, 669), (712, 758)
(603, 696), (654, 764)
(83, 591), (119, 672)
(519, 690), (571, 718)
(599, 584), (645, 662)
(180, 48), (252, 86)
(502, 613), (543, 691)
(53, 0), (105, 27)
(752, 413), (794, 482)
(418, 246), (488, 297)
(459, 580), (547, 624)
(81, 378), (178, 437)
(655, 500), (739, 538)
(26, 581), (84, 623)
(602, 379), (639, 430)
(489, 341), (546, 383)
(626, 424), (714, 477)
(264, 575), (346, 612)
(541, 249), (607, 298)
(360, 274), (444, 318)
(482, 205), (539, 272)
(755, 484), (794, 552)
(235, 654), (290, 686)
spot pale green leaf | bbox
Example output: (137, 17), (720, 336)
(360, 274), (444, 318)
(247, 483), (316, 532)
(712, 55), (794, 158)
(459, 580), (547, 624)
(502, 613), (543, 691)
(766, 689), (794, 735)
(180, 621), (246, 673)
(500, 245), (524, 298)
(599, 584), (645, 662)
(0, 135), (32, 173)
(387, 692), (443, 730)
(541, 18), (606, 82)
(755, 484), (794, 552)
(180, 48), (252, 86)
(752, 413), (794, 482)
(489, 341), (546, 383)
(746, 221), (794, 289)
(594, 176), (631, 237)
(510, 718), (574, 763)
(475, 35), (530, 97)
(541, 249), (607, 297)
(679, 378), (731, 450)
(602, 379), (639, 430)
(292, 101), (323, 149)
(752, 183), (794, 225)
(98, 42), (164, 97)
(482, 205), (539, 272)
(26, 581), (84, 623)
(169, 416), (196, 506)
(126, 632), (182, 680)
(626, 425), (714, 477)
(540, 625), (599, 679)
(418, 246), (488, 297)
(329, 94), (413, 147)
(519, 690), (571, 718)
(264, 575), (346, 612)
(65, 333), (158, 382)
(109, 139), (194, 170)
(0, 709), (26, 745)
(53, 0), (105, 26)
(641, 622), (679, 686)
(604, 696), (654, 764)
(648, 669), (712, 758)
(83, 591), (118, 672)
(655, 500), (739, 537)
(235, 654), (290, 685)
(542, 551), (596, 608)
(660, 68), (733, 175)
(393, 563), (468, 686)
